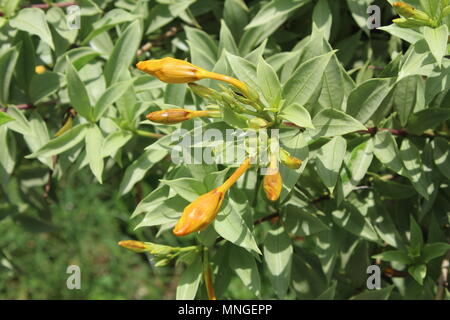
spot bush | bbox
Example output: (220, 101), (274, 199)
(0, 0), (449, 300)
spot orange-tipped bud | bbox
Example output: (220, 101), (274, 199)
(392, 2), (430, 21)
(118, 240), (152, 253)
(136, 57), (253, 99)
(146, 108), (215, 124)
(173, 158), (251, 236)
(280, 148), (302, 169)
(263, 156), (282, 202)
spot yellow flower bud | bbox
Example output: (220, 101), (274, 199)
(136, 57), (252, 98)
(263, 156), (282, 202)
(393, 2), (431, 22)
(279, 148), (302, 169)
(146, 108), (215, 124)
(118, 240), (152, 253)
(173, 158), (251, 236)
(35, 65), (46, 74)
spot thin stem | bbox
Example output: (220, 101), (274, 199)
(202, 247), (217, 300)
(135, 130), (164, 139)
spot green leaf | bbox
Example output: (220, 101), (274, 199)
(373, 131), (405, 175)
(378, 24), (423, 44)
(185, 26), (218, 71)
(176, 254), (202, 300)
(82, 9), (136, 45)
(104, 20), (142, 85)
(257, 56), (282, 108)
(223, 0), (249, 41)
(225, 52), (258, 90)
(279, 103), (314, 129)
(332, 202), (379, 242)
(0, 46), (19, 105)
(393, 76), (419, 127)
(316, 136), (347, 192)
(409, 216), (424, 253)
(309, 109), (366, 138)
(93, 81), (132, 121)
(26, 123), (89, 158)
(9, 8), (55, 50)
(146, 0), (195, 35)
(214, 203), (261, 255)
(228, 245), (261, 297)
(29, 72), (61, 104)
(312, 0), (332, 40)
(118, 135), (171, 195)
(161, 178), (208, 202)
(282, 51), (334, 107)
(345, 0), (372, 33)
(101, 130), (132, 159)
(219, 20), (239, 55)
(0, 111), (14, 127)
(421, 243), (450, 263)
(399, 139), (430, 199)
(263, 224), (293, 299)
(346, 78), (393, 124)
(350, 285), (394, 300)
(85, 124), (104, 184)
(315, 280), (337, 300)
(134, 196), (185, 229)
(66, 58), (92, 120)
(245, 0), (310, 29)
(372, 250), (412, 264)
(350, 138), (374, 183)
(433, 137), (450, 180)
(422, 25), (448, 66)
(406, 108), (450, 135)
(283, 205), (329, 236)
(408, 264), (427, 285)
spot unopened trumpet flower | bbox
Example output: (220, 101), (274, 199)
(263, 156), (282, 202)
(173, 158), (251, 236)
(136, 57), (252, 98)
(146, 108), (219, 124)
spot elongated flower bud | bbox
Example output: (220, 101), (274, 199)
(136, 57), (252, 98)
(279, 148), (302, 169)
(248, 117), (269, 129)
(173, 158), (251, 236)
(263, 156), (282, 202)
(188, 83), (220, 100)
(146, 108), (216, 124)
(118, 240), (153, 253)
(393, 2), (431, 22)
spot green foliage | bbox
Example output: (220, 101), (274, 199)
(0, 0), (449, 301)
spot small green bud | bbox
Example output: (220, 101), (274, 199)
(248, 117), (269, 129)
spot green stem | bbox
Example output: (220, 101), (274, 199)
(135, 130), (164, 139)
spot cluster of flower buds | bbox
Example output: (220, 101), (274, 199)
(173, 158), (251, 236)
(392, 1), (438, 28)
(118, 240), (200, 267)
